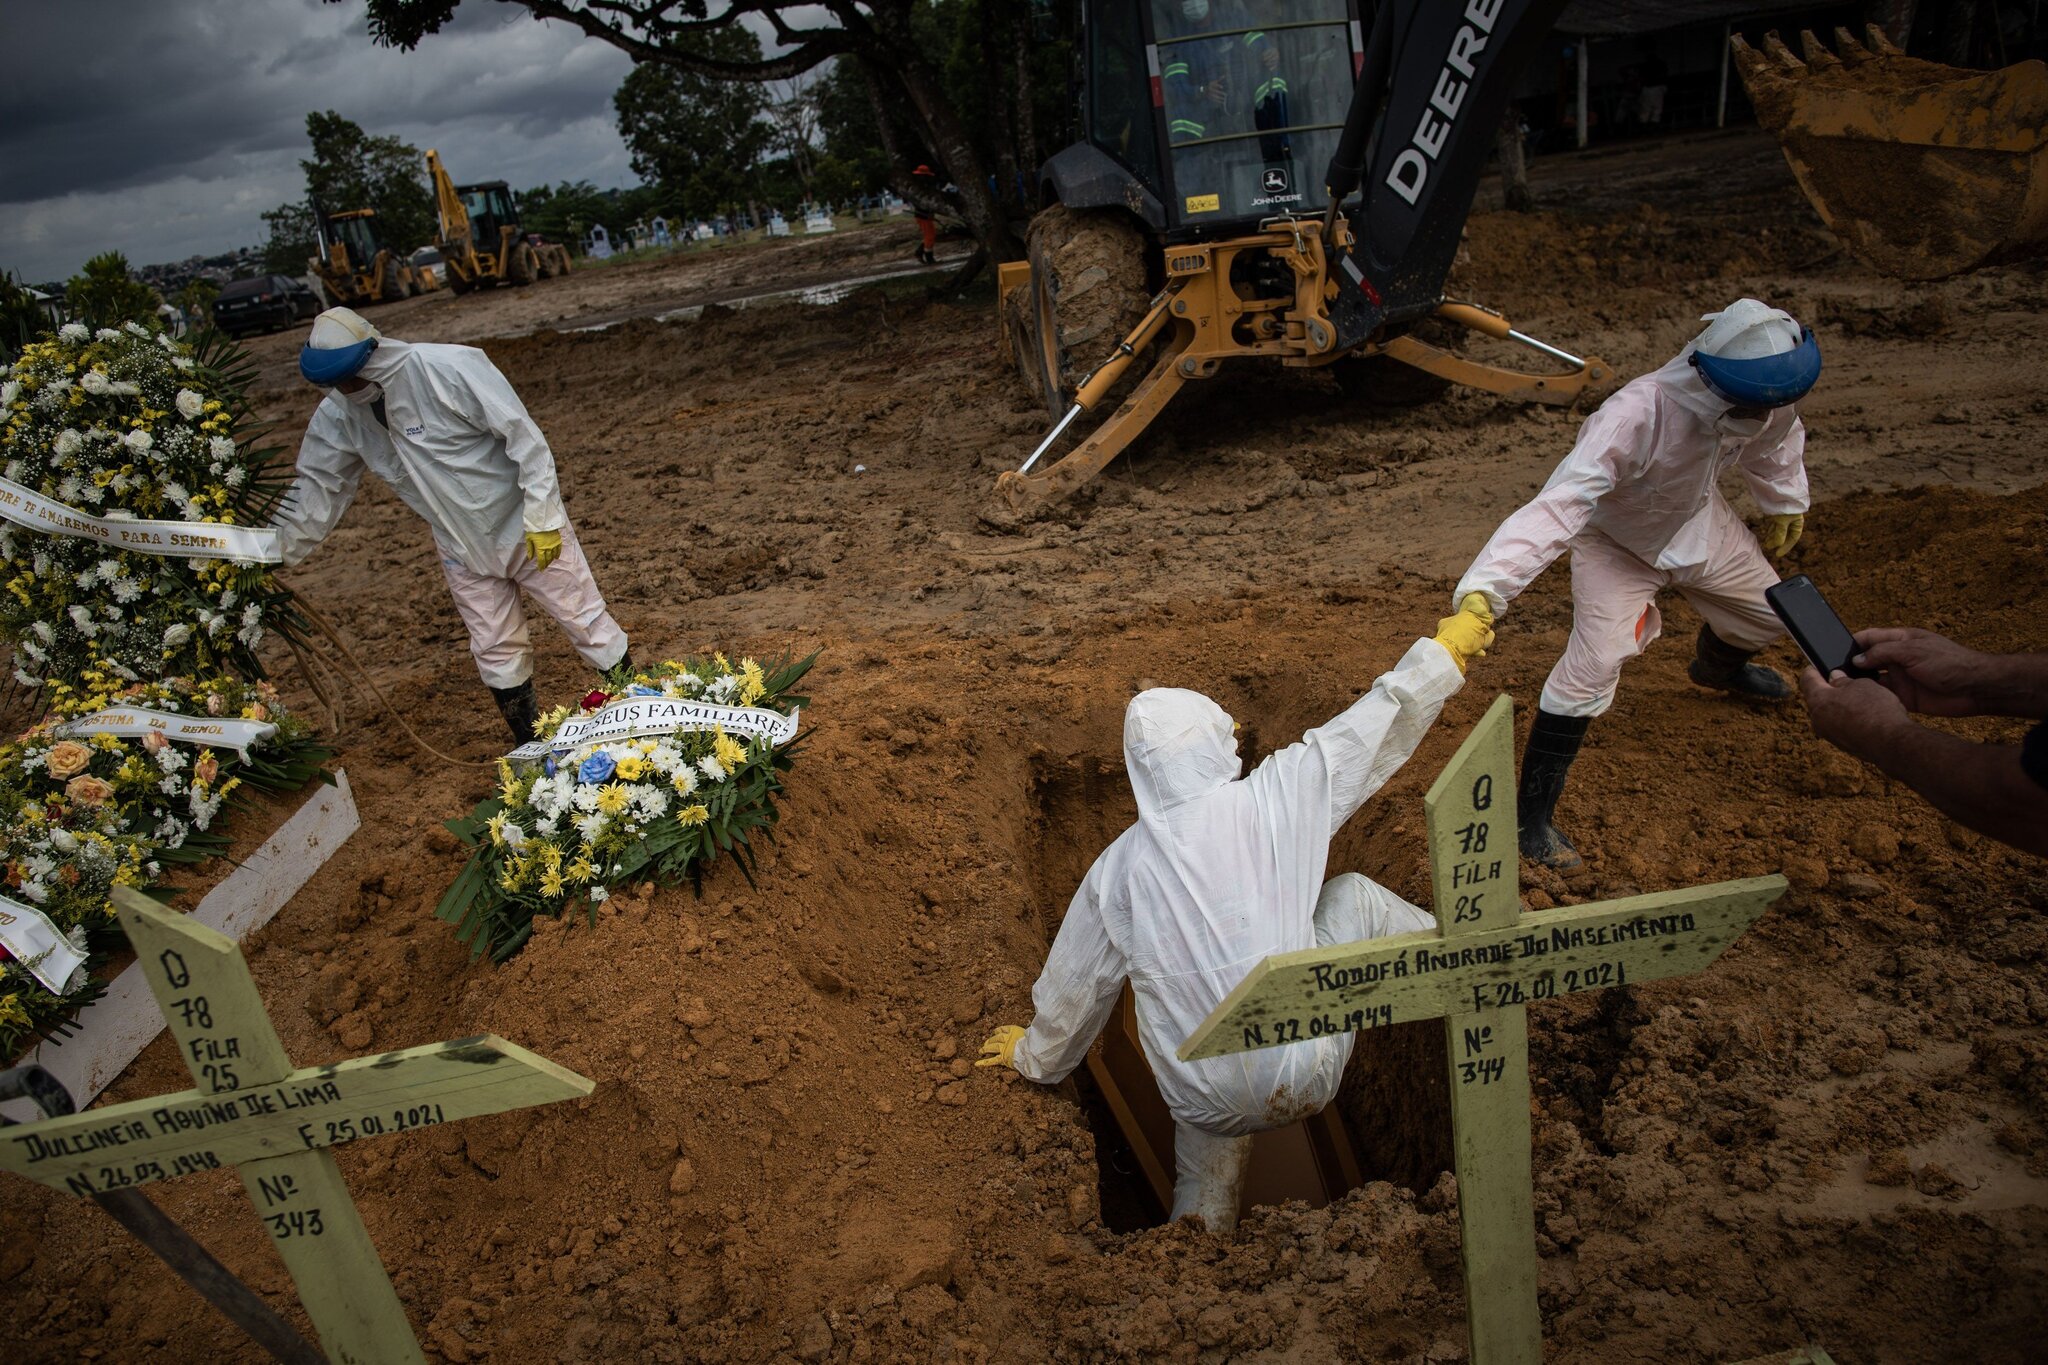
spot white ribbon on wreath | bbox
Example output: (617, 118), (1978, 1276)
(0, 475), (282, 564)
(506, 696), (801, 763)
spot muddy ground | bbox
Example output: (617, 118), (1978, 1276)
(6, 129), (2047, 1362)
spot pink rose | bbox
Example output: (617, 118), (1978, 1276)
(66, 775), (113, 807)
(205, 693), (226, 717)
(44, 740), (91, 779)
(143, 730), (169, 754)
(249, 703), (269, 722)
(194, 750), (219, 786)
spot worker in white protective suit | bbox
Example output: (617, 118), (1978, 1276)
(275, 308), (630, 742)
(975, 610), (1492, 1231)
(1453, 298), (1822, 869)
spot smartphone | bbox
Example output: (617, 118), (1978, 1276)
(1767, 574), (1873, 679)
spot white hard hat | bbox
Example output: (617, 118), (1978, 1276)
(1694, 298), (1800, 360)
(307, 307), (380, 350)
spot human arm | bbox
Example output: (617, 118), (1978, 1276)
(1798, 668), (2048, 857)
(1452, 400), (1639, 618)
(1004, 854), (1129, 1083)
(1851, 628), (2048, 720)
(1739, 412), (1809, 556)
(269, 411), (368, 568)
(1250, 636), (1465, 832)
(447, 351), (568, 538)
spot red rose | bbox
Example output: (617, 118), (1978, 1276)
(0, 943), (13, 963)
(582, 690), (610, 711)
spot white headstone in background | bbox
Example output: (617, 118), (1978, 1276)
(586, 225), (614, 260)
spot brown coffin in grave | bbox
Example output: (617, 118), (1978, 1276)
(1084, 986), (1362, 1220)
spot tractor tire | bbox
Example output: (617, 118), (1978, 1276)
(1019, 204), (1151, 421)
(535, 247), (558, 279)
(508, 241), (540, 286)
(447, 269), (475, 295)
(1331, 315), (1462, 409)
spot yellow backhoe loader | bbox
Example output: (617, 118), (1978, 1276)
(427, 150), (574, 293)
(992, 0), (1610, 521)
(1734, 25), (2048, 280)
(309, 205), (436, 307)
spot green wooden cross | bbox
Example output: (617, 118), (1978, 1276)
(1180, 696), (1786, 1364)
(0, 888), (594, 1365)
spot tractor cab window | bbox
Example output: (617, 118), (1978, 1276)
(461, 186), (519, 236)
(1089, 0), (1163, 193)
(332, 216), (379, 271)
(1152, 0), (1355, 226)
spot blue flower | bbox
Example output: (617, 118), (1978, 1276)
(543, 755), (557, 778)
(578, 751), (615, 784)
(628, 684), (661, 697)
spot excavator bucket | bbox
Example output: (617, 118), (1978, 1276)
(1733, 26), (2048, 279)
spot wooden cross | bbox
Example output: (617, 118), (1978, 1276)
(0, 888), (594, 1364)
(1180, 696), (1786, 1364)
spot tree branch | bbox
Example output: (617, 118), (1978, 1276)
(507, 0), (855, 78)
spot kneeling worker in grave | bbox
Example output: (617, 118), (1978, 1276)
(275, 307), (630, 742)
(977, 605), (1494, 1231)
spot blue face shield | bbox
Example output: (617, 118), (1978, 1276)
(299, 336), (377, 386)
(1690, 328), (1821, 409)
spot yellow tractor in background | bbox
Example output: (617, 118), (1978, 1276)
(309, 205), (437, 307)
(992, 0), (1608, 520)
(1735, 24), (2048, 279)
(427, 150), (574, 293)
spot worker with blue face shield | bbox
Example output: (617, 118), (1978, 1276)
(1453, 298), (1822, 869)
(977, 609), (1492, 1231)
(274, 308), (630, 743)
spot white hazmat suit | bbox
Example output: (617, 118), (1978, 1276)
(1012, 638), (1464, 1228)
(275, 337), (627, 689)
(1454, 336), (1808, 718)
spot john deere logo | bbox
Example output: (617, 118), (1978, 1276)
(1261, 168), (1289, 194)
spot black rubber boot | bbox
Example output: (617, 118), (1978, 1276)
(606, 651), (637, 682)
(1519, 709), (1591, 870)
(489, 680), (538, 744)
(1686, 624), (1791, 700)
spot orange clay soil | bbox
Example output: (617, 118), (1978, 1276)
(4, 130), (2046, 1363)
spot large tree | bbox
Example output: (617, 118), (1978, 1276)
(64, 253), (162, 331)
(261, 111), (437, 272)
(347, 0), (1042, 264)
(613, 26), (773, 217)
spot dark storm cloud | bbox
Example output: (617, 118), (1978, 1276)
(0, 0), (637, 281)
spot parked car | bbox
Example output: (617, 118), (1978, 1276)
(409, 246), (447, 288)
(211, 274), (320, 337)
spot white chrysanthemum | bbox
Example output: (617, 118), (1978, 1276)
(156, 747), (187, 774)
(30, 621), (53, 645)
(571, 784), (601, 813)
(574, 811), (605, 841)
(219, 589), (238, 610)
(95, 327), (122, 342)
(162, 623), (193, 648)
(56, 475), (83, 502)
(698, 754), (727, 782)
(18, 638), (44, 662)
(66, 605), (98, 637)
(111, 577), (143, 603)
(123, 321), (148, 337)
(209, 435), (235, 459)
(80, 370), (110, 395)
(501, 821), (528, 850)
(0, 380), (18, 405)
(58, 322), (88, 342)
(172, 355), (195, 371)
(53, 429), (82, 459)
(3, 460), (20, 481)
(241, 602), (261, 625)
(49, 829), (78, 854)
(175, 388), (205, 420)
(633, 788), (670, 819)
(12, 667), (38, 687)
(223, 466), (247, 488)
(237, 623), (264, 649)
(671, 765), (698, 795)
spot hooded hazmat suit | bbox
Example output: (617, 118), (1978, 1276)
(273, 336), (627, 690)
(1011, 638), (1463, 1227)
(1453, 331), (1808, 718)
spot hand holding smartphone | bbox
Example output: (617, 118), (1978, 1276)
(1767, 574), (1874, 679)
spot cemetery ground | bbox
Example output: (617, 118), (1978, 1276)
(7, 130), (2048, 1361)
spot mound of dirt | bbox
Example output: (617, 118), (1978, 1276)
(6, 131), (2048, 1363)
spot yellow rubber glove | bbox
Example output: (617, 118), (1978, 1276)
(524, 528), (563, 571)
(976, 1024), (1026, 1070)
(1457, 591), (1495, 626)
(1432, 607), (1494, 675)
(1758, 513), (1804, 558)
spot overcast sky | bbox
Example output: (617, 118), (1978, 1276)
(1, 0), (640, 284)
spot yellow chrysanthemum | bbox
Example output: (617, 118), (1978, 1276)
(615, 755), (645, 782)
(713, 729), (748, 774)
(738, 658), (767, 706)
(595, 782), (632, 815)
(497, 760), (521, 803)
(566, 853), (594, 884)
(485, 812), (510, 847)
(676, 804), (709, 827)
(540, 870), (565, 898)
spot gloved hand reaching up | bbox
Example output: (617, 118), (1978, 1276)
(1432, 594), (1495, 674)
(976, 1025), (1026, 1071)
(1758, 513), (1804, 558)
(525, 528), (563, 571)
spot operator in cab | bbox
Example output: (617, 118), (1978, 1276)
(273, 307), (631, 744)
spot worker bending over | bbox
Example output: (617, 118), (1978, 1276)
(978, 609), (1493, 1231)
(1454, 298), (1821, 869)
(275, 308), (630, 742)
